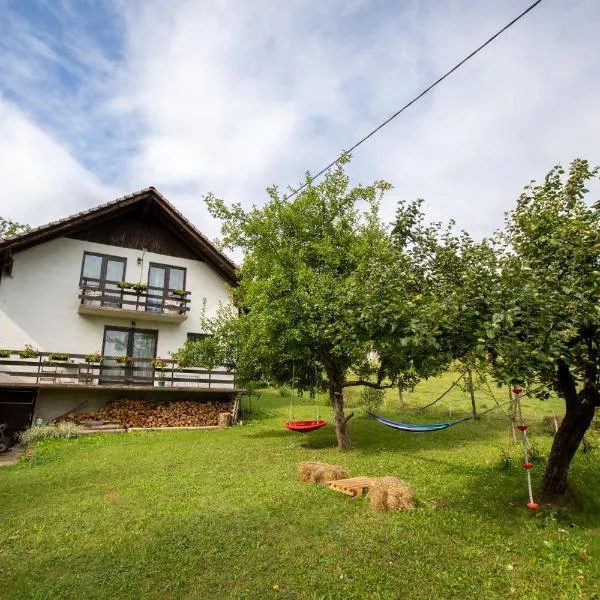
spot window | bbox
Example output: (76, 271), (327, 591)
(80, 252), (126, 307)
(147, 263), (187, 313)
(186, 332), (210, 342)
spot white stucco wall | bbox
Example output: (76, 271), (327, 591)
(0, 237), (232, 359)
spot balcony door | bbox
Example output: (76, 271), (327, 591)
(147, 263), (186, 314)
(100, 327), (158, 385)
(81, 253), (126, 308)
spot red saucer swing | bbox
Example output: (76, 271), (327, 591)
(284, 365), (327, 432)
(284, 419), (327, 432)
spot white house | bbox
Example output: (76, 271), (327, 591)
(0, 188), (239, 438)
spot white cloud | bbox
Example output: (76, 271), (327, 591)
(1, 0), (599, 244)
(0, 99), (114, 224)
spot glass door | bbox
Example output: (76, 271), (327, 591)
(131, 331), (158, 383)
(147, 264), (186, 314)
(81, 253), (126, 308)
(100, 327), (158, 385)
(147, 265), (166, 313)
(104, 259), (126, 307)
(100, 328), (129, 383)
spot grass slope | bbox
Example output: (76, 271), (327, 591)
(1, 373), (599, 599)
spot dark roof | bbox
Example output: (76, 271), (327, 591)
(0, 187), (238, 285)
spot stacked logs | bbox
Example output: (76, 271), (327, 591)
(61, 398), (232, 428)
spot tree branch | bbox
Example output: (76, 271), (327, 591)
(342, 380), (395, 389)
(343, 412), (355, 424)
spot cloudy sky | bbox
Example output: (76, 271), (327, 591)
(1, 0), (599, 248)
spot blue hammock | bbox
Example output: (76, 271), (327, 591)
(368, 399), (512, 433)
(368, 412), (455, 432)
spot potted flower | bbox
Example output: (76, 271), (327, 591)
(115, 355), (129, 364)
(19, 344), (40, 359)
(85, 352), (102, 364)
(117, 281), (134, 290)
(153, 357), (168, 386)
(0, 349), (11, 359)
(132, 282), (147, 294)
(49, 352), (70, 362)
(171, 289), (185, 297)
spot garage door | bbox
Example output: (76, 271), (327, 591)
(0, 389), (36, 443)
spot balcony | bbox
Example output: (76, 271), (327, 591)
(0, 351), (235, 391)
(78, 278), (191, 323)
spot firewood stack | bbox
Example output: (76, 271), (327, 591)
(61, 398), (233, 428)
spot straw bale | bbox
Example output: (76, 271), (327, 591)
(368, 476), (415, 512)
(297, 461), (349, 484)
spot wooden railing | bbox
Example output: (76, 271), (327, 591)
(78, 277), (191, 316)
(0, 351), (234, 389)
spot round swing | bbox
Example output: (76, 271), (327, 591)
(285, 420), (327, 432)
(284, 364), (328, 433)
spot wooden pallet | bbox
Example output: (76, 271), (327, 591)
(328, 476), (377, 497)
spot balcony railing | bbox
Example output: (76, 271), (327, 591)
(78, 277), (191, 322)
(0, 351), (234, 389)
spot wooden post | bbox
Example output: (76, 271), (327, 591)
(218, 412), (232, 428)
(467, 366), (478, 419)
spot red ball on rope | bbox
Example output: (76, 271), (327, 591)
(517, 424), (528, 431)
(522, 463), (534, 470)
(527, 502), (539, 510)
(512, 385), (523, 395)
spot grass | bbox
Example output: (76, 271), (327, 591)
(1, 372), (599, 599)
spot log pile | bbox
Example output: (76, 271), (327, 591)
(61, 398), (233, 428)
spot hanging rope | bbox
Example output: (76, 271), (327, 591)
(288, 362), (295, 422)
(417, 372), (465, 411)
(513, 385), (538, 510)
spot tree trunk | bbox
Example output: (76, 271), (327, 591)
(327, 366), (351, 451)
(398, 385), (405, 410)
(467, 366), (478, 419)
(540, 400), (595, 499)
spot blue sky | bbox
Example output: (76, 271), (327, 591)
(1, 0), (599, 247)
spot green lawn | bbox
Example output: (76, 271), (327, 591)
(1, 373), (599, 599)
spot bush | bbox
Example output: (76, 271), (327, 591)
(359, 387), (385, 411)
(278, 385), (291, 397)
(19, 422), (82, 445)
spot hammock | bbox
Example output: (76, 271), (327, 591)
(368, 412), (457, 432)
(368, 400), (512, 433)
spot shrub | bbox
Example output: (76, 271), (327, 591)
(359, 387), (385, 411)
(342, 387), (360, 408)
(19, 422), (82, 445)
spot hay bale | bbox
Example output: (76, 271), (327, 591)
(368, 476), (415, 512)
(297, 461), (349, 484)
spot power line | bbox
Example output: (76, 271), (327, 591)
(286, 0), (544, 200)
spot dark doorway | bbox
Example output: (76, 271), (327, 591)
(0, 389), (36, 443)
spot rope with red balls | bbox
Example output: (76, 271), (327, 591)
(512, 385), (539, 510)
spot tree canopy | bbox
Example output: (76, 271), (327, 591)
(180, 158), (600, 498)
(0, 217), (29, 239)
(472, 159), (600, 497)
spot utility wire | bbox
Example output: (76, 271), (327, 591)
(286, 0), (544, 200)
